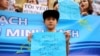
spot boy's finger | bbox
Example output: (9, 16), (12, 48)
(28, 33), (32, 42)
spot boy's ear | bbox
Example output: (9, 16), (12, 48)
(43, 20), (45, 23)
(57, 20), (59, 22)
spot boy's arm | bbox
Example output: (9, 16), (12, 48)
(65, 32), (70, 56)
(27, 33), (32, 42)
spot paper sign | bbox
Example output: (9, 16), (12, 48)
(23, 3), (48, 14)
(59, 0), (81, 20)
(31, 32), (66, 56)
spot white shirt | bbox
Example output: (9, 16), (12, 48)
(92, 0), (100, 15)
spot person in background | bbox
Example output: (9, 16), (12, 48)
(53, 1), (58, 10)
(92, 0), (100, 15)
(79, 0), (93, 16)
(90, 0), (93, 3)
(27, 0), (39, 4)
(0, 0), (9, 10)
(7, 0), (16, 11)
(14, 0), (39, 12)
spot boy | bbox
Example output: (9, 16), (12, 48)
(28, 10), (70, 56)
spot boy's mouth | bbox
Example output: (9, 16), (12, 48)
(49, 24), (53, 26)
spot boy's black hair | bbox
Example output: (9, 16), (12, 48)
(43, 10), (59, 22)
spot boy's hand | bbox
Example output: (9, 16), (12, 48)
(28, 33), (32, 42)
(64, 31), (70, 55)
(64, 32), (70, 41)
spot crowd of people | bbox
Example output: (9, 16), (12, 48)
(0, 0), (100, 16)
(0, 0), (58, 13)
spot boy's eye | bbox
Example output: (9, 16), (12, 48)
(46, 17), (56, 21)
(52, 18), (56, 21)
(46, 18), (51, 20)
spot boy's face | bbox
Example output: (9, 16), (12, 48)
(0, 0), (9, 10)
(44, 17), (58, 30)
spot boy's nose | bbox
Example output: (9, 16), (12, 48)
(49, 20), (53, 23)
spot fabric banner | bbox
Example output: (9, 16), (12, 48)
(0, 10), (100, 56)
